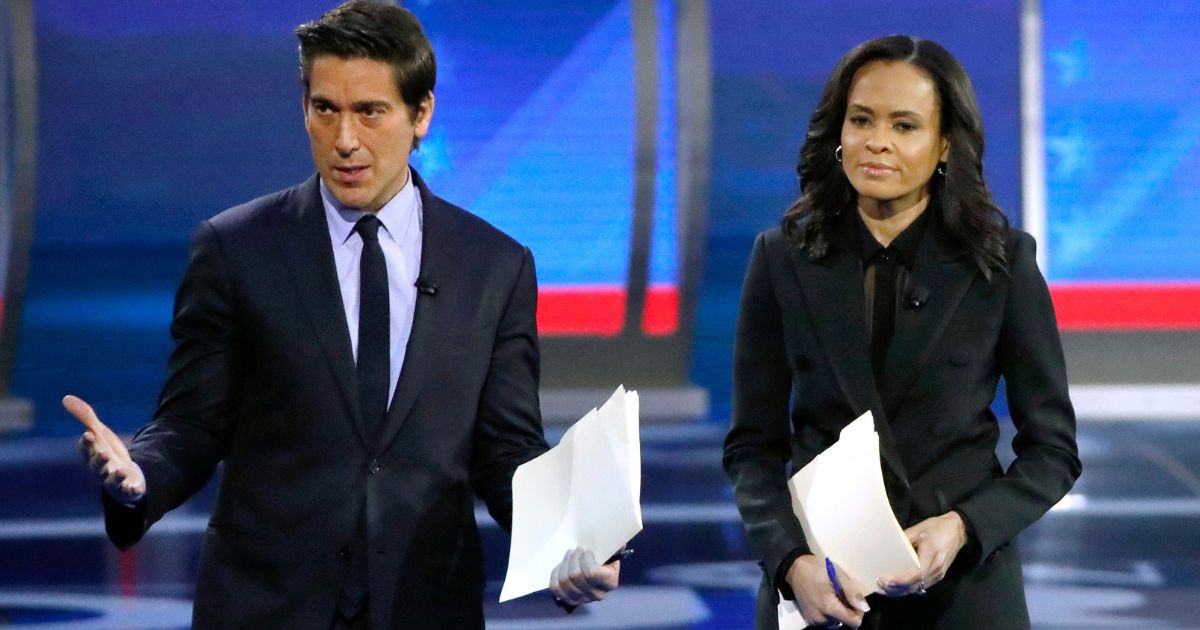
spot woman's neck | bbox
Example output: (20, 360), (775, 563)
(857, 194), (931, 247)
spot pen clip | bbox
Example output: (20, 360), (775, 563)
(606, 547), (634, 564)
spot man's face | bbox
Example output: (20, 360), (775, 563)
(304, 56), (434, 212)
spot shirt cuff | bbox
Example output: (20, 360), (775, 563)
(102, 484), (145, 509)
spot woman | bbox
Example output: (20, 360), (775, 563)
(723, 35), (1081, 629)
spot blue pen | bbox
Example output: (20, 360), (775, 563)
(825, 557), (847, 603)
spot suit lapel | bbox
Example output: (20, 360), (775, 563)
(879, 219), (977, 417)
(273, 176), (364, 443)
(376, 170), (463, 453)
(788, 213), (909, 489)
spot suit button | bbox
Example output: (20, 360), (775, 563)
(950, 350), (969, 366)
(793, 354), (811, 371)
(339, 546), (352, 560)
(368, 459), (381, 474)
(932, 421), (951, 437)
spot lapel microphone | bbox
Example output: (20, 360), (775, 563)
(415, 279), (438, 296)
(906, 286), (929, 309)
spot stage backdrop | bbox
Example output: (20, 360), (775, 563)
(1036, 1), (1200, 390)
(24, 0), (709, 435)
(22, 0), (1024, 432)
(700, 0), (1022, 415)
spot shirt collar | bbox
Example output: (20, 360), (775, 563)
(320, 169), (422, 246)
(856, 205), (929, 269)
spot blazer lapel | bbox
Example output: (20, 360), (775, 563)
(376, 171), (463, 453)
(879, 219), (978, 417)
(788, 213), (910, 489)
(273, 176), (364, 443)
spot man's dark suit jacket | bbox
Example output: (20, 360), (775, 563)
(723, 209), (1082, 629)
(103, 171), (549, 629)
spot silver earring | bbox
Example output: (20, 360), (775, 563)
(835, 146), (843, 163)
(937, 163), (946, 176)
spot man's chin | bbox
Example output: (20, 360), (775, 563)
(328, 185), (371, 210)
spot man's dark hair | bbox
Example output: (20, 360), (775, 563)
(782, 35), (1009, 279)
(296, 0), (436, 119)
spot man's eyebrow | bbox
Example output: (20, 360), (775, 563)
(350, 100), (392, 112)
(308, 96), (337, 108)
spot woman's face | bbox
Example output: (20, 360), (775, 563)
(840, 60), (949, 214)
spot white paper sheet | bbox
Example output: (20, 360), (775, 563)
(776, 590), (810, 629)
(499, 386), (642, 602)
(778, 411), (920, 621)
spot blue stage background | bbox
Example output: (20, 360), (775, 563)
(1042, 0), (1200, 282)
(17, 0), (1022, 433)
(6, 3), (1200, 630)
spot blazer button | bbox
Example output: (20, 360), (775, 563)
(793, 354), (811, 371)
(950, 350), (969, 366)
(932, 421), (951, 437)
(339, 546), (352, 560)
(368, 459), (381, 474)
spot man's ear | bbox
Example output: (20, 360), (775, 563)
(413, 92), (435, 139)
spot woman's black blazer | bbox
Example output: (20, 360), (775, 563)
(724, 210), (1082, 629)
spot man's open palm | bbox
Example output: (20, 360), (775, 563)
(64, 395), (146, 503)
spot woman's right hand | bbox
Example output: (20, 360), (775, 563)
(785, 554), (870, 628)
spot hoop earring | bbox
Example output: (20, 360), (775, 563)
(835, 146), (843, 163)
(936, 163), (946, 176)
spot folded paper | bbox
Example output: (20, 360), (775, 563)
(500, 385), (642, 602)
(778, 411), (920, 623)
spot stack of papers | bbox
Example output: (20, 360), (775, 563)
(779, 411), (920, 628)
(499, 386), (642, 602)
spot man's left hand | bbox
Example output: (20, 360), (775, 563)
(877, 511), (967, 596)
(549, 547), (620, 607)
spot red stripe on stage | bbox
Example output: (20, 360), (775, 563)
(538, 287), (626, 336)
(119, 549), (137, 597)
(537, 286), (680, 336)
(642, 285), (679, 336)
(1050, 282), (1200, 330)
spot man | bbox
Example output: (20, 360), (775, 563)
(67, 2), (618, 628)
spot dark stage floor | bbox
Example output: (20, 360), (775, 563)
(3, 243), (1198, 628)
(2, 422), (1199, 628)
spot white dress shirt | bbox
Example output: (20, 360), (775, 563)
(320, 171), (423, 406)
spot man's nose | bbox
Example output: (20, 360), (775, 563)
(335, 117), (359, 156)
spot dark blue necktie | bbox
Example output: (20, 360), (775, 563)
(337, 215), (389, 618)
(355, 215), (390, 440)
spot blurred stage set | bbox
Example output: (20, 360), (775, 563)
(2, 0), (1198, 627)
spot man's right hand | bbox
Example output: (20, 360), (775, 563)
(785, 554), (869, 628)
(64, 395), (146, 503)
